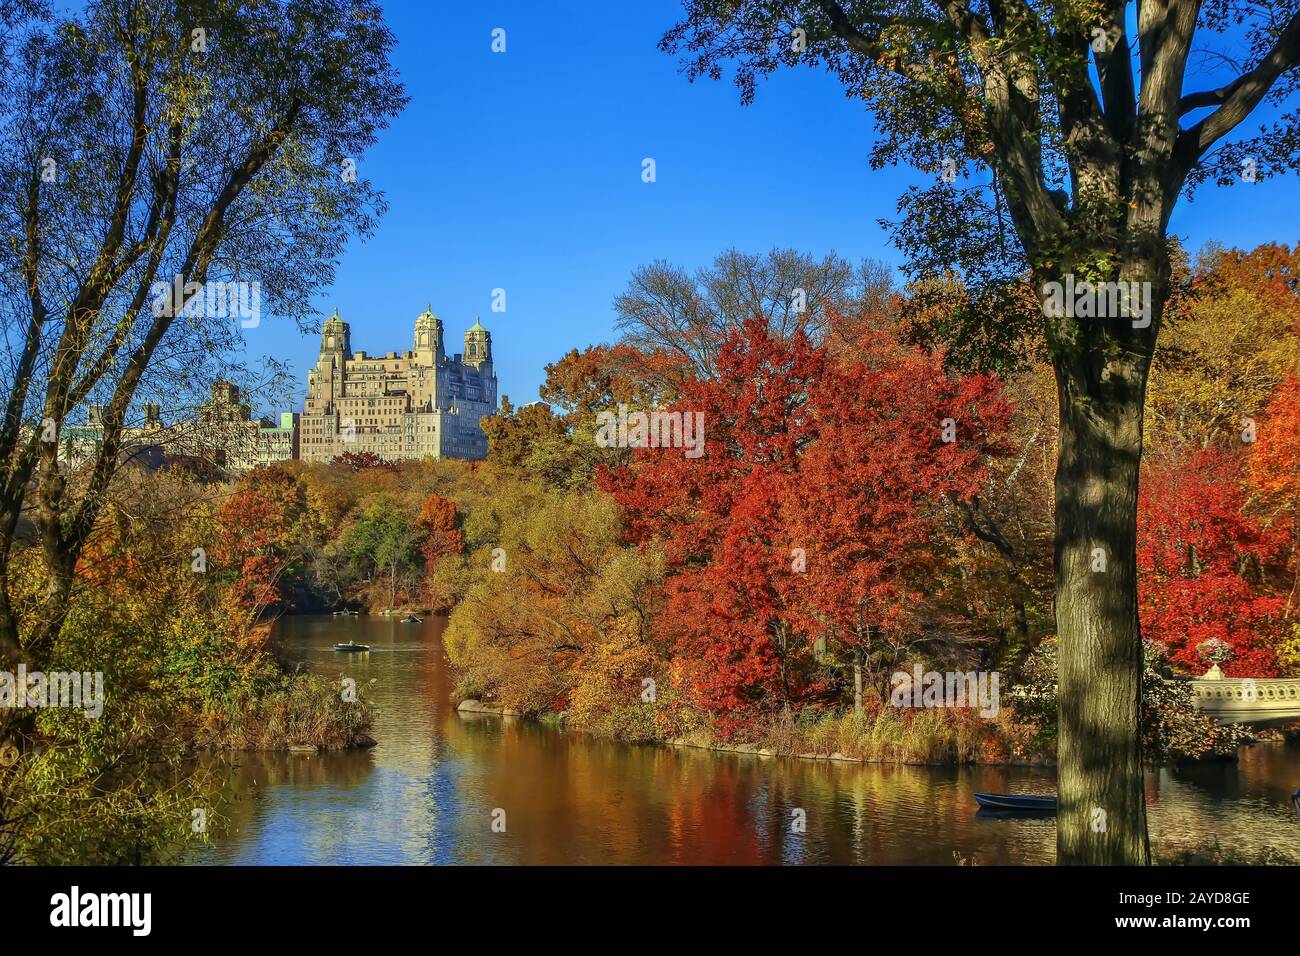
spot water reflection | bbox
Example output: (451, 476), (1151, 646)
(203, 615), (1299, 865)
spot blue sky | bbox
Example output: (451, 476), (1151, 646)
(242, 0), (1297, 412)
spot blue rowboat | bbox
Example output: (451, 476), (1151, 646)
(974, 792), (1057, 812)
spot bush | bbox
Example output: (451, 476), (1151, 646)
(198, 675), (374, 751)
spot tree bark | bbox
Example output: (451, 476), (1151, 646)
(1052, 337), (1153, 865)
(853, 648), (863, 716)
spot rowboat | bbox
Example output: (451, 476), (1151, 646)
(333, 641), (370, 652)
(974, 792), (1057, 812)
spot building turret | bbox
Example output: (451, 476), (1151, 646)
(320, 309), (351, 359)
(414, 306), (445, 361)
(463, 318), (492, 369)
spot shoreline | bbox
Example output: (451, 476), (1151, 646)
(455, 698), (1057, 768)
(452, 697), (1282, 767)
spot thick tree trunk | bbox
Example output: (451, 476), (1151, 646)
(1052, 345), (1153, 865)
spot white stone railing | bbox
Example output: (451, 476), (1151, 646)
(1188, 675), (1300, 724)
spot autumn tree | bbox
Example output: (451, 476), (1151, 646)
(1147, 243), (1300, 448)
(485, 346), (684, 489)
(540, 344), (683, 416)
(1248, 377), (1300, 668)
(0, 0), (404, 683)
(482, 396), (568, 469)
(215, 466), (321, 632)
(787, 328), (1011, 712)
(662, 0), (1300, 864)
(1138, 446), (1284, 675)
(416, 491), (462, 575)
(599, 319), (826, 730)
(602, 315), (1009, 729)
(444, 484), (667, 719)
(332, 450), (396, 472)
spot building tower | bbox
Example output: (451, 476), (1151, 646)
(321, 308), (351, 360)
(463, 318), (492, 370)
(413, 306), (445, 362)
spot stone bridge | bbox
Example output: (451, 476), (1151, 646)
(1188, 669), (1300, 726)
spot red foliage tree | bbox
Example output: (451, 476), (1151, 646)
(216, 468), (312, 628)
(331, 450), (394, 472)
(601, 315), (1010, 732)
(1248, 377), (1300, 619)
(602, 319), (823, 731)
(1138, 447), (1285, 676)
(786, 329), (1010, 705)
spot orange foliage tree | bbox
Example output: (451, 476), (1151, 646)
(416, 492), (462, 573)
(601, 314), (1010, 733)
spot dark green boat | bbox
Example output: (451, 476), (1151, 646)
(333, 641), (370, 652)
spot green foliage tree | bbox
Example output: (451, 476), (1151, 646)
(343, 498), (420, 609)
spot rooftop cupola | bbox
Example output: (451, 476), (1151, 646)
(320, 308), (352, 359)
(414, 305), (445, 359)
(463, 317), (491, 368)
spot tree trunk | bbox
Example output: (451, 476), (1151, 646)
(1052, 344), (1153, 866)
(853, 648), (863, 717)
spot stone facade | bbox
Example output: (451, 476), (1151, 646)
(194, 381), (260, 472)
(298, 308), (497, 462)
(258, 411), (300, 468)
(51, 307), (496, 474)
(57, 402), (171, 470)
(56, 390), (298, 475)
(191, 385), (299, 471)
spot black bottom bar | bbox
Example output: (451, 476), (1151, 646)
(1, 863), (1288, 942)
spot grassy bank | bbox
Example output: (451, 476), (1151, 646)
(734, 706), (1040, 765)
(1154, 839), (1299, 866)
(195, 673), (375, 752)
(459, 696), (1045, 766)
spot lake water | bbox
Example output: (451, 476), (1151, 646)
(205, 614), (1300, 864)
